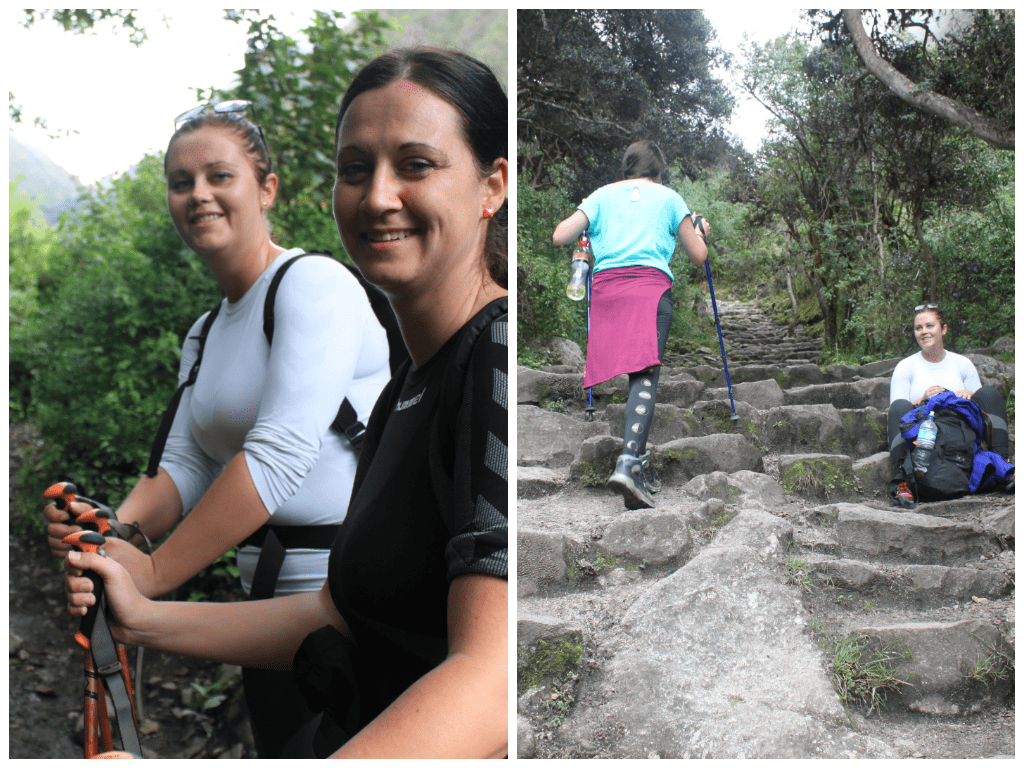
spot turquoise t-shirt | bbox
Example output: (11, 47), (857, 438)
(578, 179), (690, 280)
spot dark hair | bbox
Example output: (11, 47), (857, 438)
(622, 140), (666, 181)
(164, 111), (272, 189)
(335, 47), (508, 288)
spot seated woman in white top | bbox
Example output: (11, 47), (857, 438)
(887, 304), (1009, 507)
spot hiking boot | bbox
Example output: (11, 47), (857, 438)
(640, 450), (661, 494)
(893, 481), (917, 510)
(608, 453), (655, 510)
(1004, 472), (1014, 493)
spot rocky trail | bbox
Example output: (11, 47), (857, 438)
(517, 300), (1015, 759)
(9, 424), (255, 759)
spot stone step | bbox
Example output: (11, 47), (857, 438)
(794, 554), (1014, 608)
(847, 617), (1012, 715)
(829, 502), (1004, 566)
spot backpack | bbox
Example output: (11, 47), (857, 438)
(897, 393), (981, 502)
(144, 251), (408, 600)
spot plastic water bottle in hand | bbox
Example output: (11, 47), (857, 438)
(566, 234), (592, 301)
(913, 411), (938, 475)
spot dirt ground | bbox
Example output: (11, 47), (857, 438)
(9, 424), (253, 759)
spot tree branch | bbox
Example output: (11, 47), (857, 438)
(842, 9), (1013, 151)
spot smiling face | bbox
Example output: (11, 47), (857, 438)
(914, 310), (947, 353)
(165, 126), (275, 259)
(332, 79), (506, 298)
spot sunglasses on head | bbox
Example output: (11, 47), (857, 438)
(914, 304), (939, 313)
(173, 100), (272, 170)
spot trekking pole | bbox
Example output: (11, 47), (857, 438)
(45, 483), (152, 745)
(694, 215), (739, 422)
(64, 530), (141, 759)
(585, 250), (596, 422)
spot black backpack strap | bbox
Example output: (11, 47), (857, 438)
(145, 303), (222, 478)
(263, 251), (408, 448)
(338, 261), (409, 376)
(243, 524), (340, 600)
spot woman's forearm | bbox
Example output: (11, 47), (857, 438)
(126, 585), (340, 669)
(114, 468), (184, 540)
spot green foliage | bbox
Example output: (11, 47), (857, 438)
(9, 182), (61, 419)
(518, 9), (736, 194)
(13, 154), (222, 506)
(815, 629), (914, 715)
(205, 10), (394, 256)
(517, 637), (584, 693)
(516, 173), (589, 356)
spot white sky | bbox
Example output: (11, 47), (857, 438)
(701, 7), (812, 153)
(7, 9), (812, 186)
(7, 8), (332, 185)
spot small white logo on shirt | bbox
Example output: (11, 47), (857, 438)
(395, 389), (425, 411)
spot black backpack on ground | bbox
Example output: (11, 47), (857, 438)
(896, 407), (978, 502)
(145, 251), (408, 598)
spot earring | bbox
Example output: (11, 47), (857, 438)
(483, 208), (494, 219)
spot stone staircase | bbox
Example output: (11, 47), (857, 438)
(516, 299), (1015, 759)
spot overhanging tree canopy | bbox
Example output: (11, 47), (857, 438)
(518, 9), (735, 196)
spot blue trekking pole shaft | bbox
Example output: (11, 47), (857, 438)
(585, 252), (595, 420)
(695, 216), (738, 420)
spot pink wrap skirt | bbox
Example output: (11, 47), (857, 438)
(583, 266), (672, 389)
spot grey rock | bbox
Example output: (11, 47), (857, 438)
(605, 402), (700, 444)
(658, 433), (763, 484)
(599, 567), (643, 587)
(517, 466), (564, 499)
(654, 377), (707, 408)
(981, 505), (1014, 539)
(732, 378), (785, 410)
(838, 407), (887, 459)
(568, 434), (620, 482)
(517, 367), (583, 405)
(856, 358), (901, 379)
(683, 471), (732, 501)
(832, 503), (997, 564)
(599, 510), (692, 565)
(783, 378), (890, 410)
(856, 619), (1003, 703)
(517, 715), (536, 758)
(518, 528), (568, 582)
(517, 613), (583, 652)
(517, 405), (608, 468)
(764, 404), (843, 455)
(778, 454), (856, 501)
(726, 470), (788, 508)
(852, 452), (892, 494)
(709, 508), (793, 560)
(528, 336), (585, 372)
(10, 631), (24, 656)
(562, 544), (893, 758)
(776, 363), (826, 388)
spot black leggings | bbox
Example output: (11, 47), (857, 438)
(621, 288), (673, 457)
(887, 385), (1010, 476)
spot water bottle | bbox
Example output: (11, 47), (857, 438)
(913, 411), (938, 475)
(565, 234), (592, 301)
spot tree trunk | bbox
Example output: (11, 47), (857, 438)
(843, 9), (1014, 151)
(783, 230), (797, 336)
(869, 146), (885, 282)
(912, 208), (938, 302)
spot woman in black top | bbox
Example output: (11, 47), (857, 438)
(64, 47), (509, 758)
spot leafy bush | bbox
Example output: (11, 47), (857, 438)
(14, 154), (222, 507)
(516, 172), (589, 363)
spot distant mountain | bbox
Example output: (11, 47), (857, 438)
(379, 9), (508, 89)
(9, 133), (84, 226)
